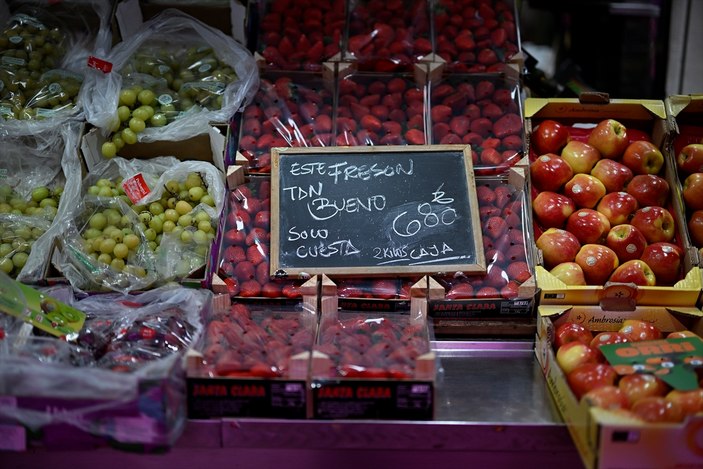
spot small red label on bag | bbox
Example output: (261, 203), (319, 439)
(87, 56), (113, 73)
(122, 173), (150, 204)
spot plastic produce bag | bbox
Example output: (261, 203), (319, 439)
(82, 8), (258, 149)
(0, 0), (113, 128)
(0, 283), (210, 447)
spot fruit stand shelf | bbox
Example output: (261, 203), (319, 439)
(0, 340), (583, 468)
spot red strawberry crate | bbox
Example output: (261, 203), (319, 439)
(325, 275), (427, 311)
(427, 165), (538, 337)
(526, 96), (702, 307)
(186, 291), (319, 419)
(431, 0), (522, 73)
(227, 68), (336, 174)
(310, 281), (437, 420)
(427, 69), (524, 175)
(342, 0), (433, 72)
(334, 64), (430, 146)
(210, 172), (314, 300)
(248, 0), (346, 71)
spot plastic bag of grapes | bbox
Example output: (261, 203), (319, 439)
(0, 0), (113, 126)
(82, 8), (259, 157)
(0, 213), (51, 279)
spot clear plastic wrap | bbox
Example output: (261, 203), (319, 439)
(82, 8), (258, 150)
(0, 285), (209, 447)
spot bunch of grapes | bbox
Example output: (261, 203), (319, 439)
(0, 183), (63, 220)
(101, 46), (237, 158)
(0, 215), (50, 277)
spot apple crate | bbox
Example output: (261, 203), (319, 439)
(427, 164), (538, 338)
(247, 0), (345, 71)
(430, 0), (523, 74)
(535, 304), (703, 469)
(427, 68), (524, 175)
(310, 281), (437, 420)
(665, 95), (703, 264)
(227, 68), (337, 174)
(333, 63), (431, 146)
(526, 96), (702, 307)
(210, 172), (314, 300)
(186, 290), (318, 419)
(341, 0), (433, 73)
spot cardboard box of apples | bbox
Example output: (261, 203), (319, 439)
(535, 304), (703, 469)
(526, 97), (702, 306)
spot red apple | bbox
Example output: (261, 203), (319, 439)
(667, 330), (700, 339)
(630, 396), (685, 423)
(591, 159), (634, 193)
(530, 153), (574, 192)
(554, 322), (594, 349)
(582, 385), (630, 410)
(575, 244), (619, 285)
(619, 373), (669, 404)
(590, 331), (629, 361)
(532, 191), (576, 228)
(640, 242), (683, 285)
(567, 362), (618, 400)
(556, 341), (602, 375)
(630, 206), (675, 243)
(688, 210), (703, 246)
(560, 140), (601, 174)
(587, 119), (629, 158)
(563, 174), (607, 209)
(676, 143), (703, 174)
(682, 172), (703, 211)
(626, 174), (670, 208)
(596, 192), (639, 226)
(565, 208), (611, 244)
(531, 119), (569, 155)
(618, 319), (663, 342)
(549, 262), (587, 286)
(605, 224), (647, 262)
(608, 260), (656, 286)
(665, 388), (703, 416)
(536, 228), (582, 268)
(621, 140), (664, 175)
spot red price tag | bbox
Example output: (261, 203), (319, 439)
(87, 56), (113, 73)
(122, 173), (151, 204)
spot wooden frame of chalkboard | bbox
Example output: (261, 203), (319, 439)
(270, 145), (486, 278)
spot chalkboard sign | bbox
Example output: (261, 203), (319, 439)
(270, 145), (486, 277)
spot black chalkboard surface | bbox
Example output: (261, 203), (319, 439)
(270, 145), (486, 277)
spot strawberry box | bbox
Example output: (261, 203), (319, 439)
(342, 0), (433, 73)
(310, 280), (436, 420)
(665, 95), (703, 266)
(427, 69), (524, 175)
(325, 275), (427, 311)
(427, 164), (538, 337)
(535, 304), (703, 469)
(210, 173), (312, 300)
(431, 0), (522, 73)
(248, 0), (345, 71)
(526, 96), (702, 307)
(334, 64), (431, 146)
(227, 69), (336, 174)
(186, 290), (318, 419)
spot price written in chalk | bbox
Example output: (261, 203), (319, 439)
(270, 146), (486, 277)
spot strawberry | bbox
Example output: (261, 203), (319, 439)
(246, 227), (269, 246)
(449, 115), (470, 136)
(442, 90), (469, 113)
(493, 113), (522, 138)
(382, 121), (402, 136)
(247, 243), (269, 266)
(431, 104), (452, 123)
(506, 261), (532, 283)
(223, 228), (246, 246)
(500, 281), (520, 299)
(432, 83), (454, 100)
(433, 122), (451, 141)
(405, 128), (426, 145)
(256, 261), (270, 285)
(261, 282), (282, 298)
(484, 249), (506, 266)
(483, 216), (508, 239)
(490, 28), (508, 48)
(445, 282), (474, 299)
(455, 32), (475, 51)
(476, 185), (496, 205)
(223, 245), (246, 264)
(282, 283), (302, 298)
(371, 279), (398, 299)
(360, 114), (383, 132)
(253, 211), (270, 229)
(479, 205), (500, 219)
(481, 103), (503, 121)
(234, 261), (256, 281)
(475, 286), (499, 298)
(239, 279), (262, 297)
(357, 130), (380, 145)
(476, 81), (495, 101)
(492, 88), (513, 107)
(493, 185), (514, 208)
(480, 148), (503, 166)
(370, 104), (390, 120)
(505, 244), (526, 263)
(508, 228), (525, 246)
(360, 94), (381, 107)
(502, 134), (523, 150)
(470, 117), (493, 137)
(440, 133), (462, 144)
(464, 104), (481, 120)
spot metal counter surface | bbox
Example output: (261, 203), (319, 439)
(0, 340), (584, 469)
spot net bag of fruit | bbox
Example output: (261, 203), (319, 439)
(0, 120), (83, 283)
(81, 8), (259, 152)
(0, 283), (210, 448)
(0, 0), (112, 129)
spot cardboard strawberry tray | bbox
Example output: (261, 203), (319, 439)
(310, 286), (437, 420)
(535, 304), (703, 469)
(186, 292), (318, 419)
(526, 96), (702, 307)
(427, 165), (538, 337)
(247, 0), (345, 71)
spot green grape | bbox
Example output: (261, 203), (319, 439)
(150, 113), (167, 127)
(31, 186), (49, 202)
(117, 105), (131, 122)
(99, 238), (116, 254)
(149, 202), (164, 216)
(113, 243), (129, 259)
(119, 89), (137, 107)
(188, 186), (204, 203)
(110, 258), (126, 271)
(123, 233), (140, 249)
(12, 252), (28, 268)
(0, 257), (14, 274)
(97, 253), (112, 265)
(101, 141), (118, 158)
(175, 200), (192, 215)
(137, 89), (155, 106)
(89, 213), (107, 230)
(122, 128), (138, 145)
(129, 117), (146, 133)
